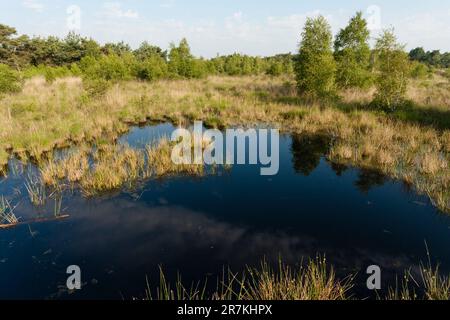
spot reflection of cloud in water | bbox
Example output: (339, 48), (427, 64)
(67, 197), (417, 277)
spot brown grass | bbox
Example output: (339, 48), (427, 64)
(1, 74), (450, 211)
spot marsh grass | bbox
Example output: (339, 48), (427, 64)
(39, 136), (212, 197)
(24, 173), (47, 206)
(146, 257), (351, 301)
(387, 264), (450, 300)
(1, 75), (450, 212)
(0, 196), (19, 225)
(147, 257), (450, 301)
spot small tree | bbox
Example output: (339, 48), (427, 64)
(168, 38), (194, 78)
(0, 63), (22, 93)
(295, 15), (336, 98)
(373, 29), (410, 110)
(334, 12), (372, 88)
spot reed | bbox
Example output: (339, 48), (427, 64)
(146, 257), (351, 301)
(24, 173), (47, 206)
(0, 196), (19, 225)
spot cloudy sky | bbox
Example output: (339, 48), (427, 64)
(1, 0), (450, 57)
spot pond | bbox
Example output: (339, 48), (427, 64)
(1, 123), (450, 299)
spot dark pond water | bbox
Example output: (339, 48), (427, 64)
(1, 123), (450, 299)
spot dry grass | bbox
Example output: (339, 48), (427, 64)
(1, 74), (450, 211)
(39, 137), (209, 197)
(146, 257), (351, 301)
(148, 257), (449, 301)
(387, 264), (450, 300)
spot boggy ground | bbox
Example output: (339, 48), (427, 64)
(0, 75), (449, 212)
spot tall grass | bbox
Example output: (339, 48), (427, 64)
(147, 257), (450, 301)
(146, 257), (352, 301)
(1, 75), (450, 212)
(0, 196), (19, 225)
(24, 173), (47, 206)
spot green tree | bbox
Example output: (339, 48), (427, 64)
(0, 63), (22, 93)
(295, 15), (336, 98)
(137, 54), (168, 81)
(373, 29), (410, 110)
(134, 42), (167, 61)
(334, 12), (372, 88)
(168, 38), (196, 78)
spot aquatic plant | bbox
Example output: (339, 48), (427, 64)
(24, 173), (47, 206)
(146, 257), (351, 301)
(0, 196), (18, 225)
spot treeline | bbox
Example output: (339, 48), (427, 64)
(0, 24), (294, 83)
(409, 47), (450, 68)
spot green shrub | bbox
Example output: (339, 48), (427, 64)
(80, 54), (136, 81)
(83, 78), (111, 98)
(137, 54), (168, 81)
(410, 61), (429, 79)
(0, 64), (23, 93)
(23, 65), (73, 82)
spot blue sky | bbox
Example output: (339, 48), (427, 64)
(1, 0), (450, 57)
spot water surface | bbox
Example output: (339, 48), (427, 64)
(1, 123), (449, 299)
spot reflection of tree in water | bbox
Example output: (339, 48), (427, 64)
(355, 169), (387, 194)
(291, 135), (330, 176)
(328, 162), (348, 176)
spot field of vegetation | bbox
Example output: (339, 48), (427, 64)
(1, 11), (450, 299)
(146, 257), (450, 300)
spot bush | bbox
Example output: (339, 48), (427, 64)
(137, 54), (168, 81)
(23, 65), (73, 82)
(410, 61), (429, 79)
(0, 64), (23, 93)
(83, 78), (111, 98)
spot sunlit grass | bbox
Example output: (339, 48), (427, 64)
(1, 75), (450, 212)
(146, 257), (352, 301)
(0, 196), (18, 226)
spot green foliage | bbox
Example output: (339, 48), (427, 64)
(137, 54), (168, 81)
(0, 63), (22, 93)
(409, 47), (450, 68)
(134, 42), (167, 61)
(410, 61), (430, 79)
(295, 15), (336, 98)
(334, 12), (372, 88)
(373, 29), (410, 111)
(23, 65), (73, 82)
(80, 53), (137, 81)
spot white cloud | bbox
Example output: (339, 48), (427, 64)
(22, 0), (44, 13)
(103, 2), (139, 19)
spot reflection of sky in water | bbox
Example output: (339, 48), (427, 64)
(1, 124), (450, 299)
